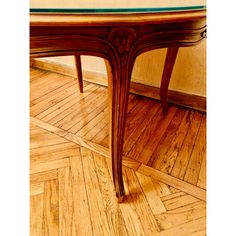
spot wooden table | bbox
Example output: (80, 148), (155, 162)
(30, 1), (206, 201)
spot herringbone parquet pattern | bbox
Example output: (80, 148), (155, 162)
(30, 68), (206, 236)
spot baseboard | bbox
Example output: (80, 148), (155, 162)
(30, 58), (206, 112)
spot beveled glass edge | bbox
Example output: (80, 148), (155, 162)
(30, 5), (206, 14)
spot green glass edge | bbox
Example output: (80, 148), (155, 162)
(30, 5), (206, 14)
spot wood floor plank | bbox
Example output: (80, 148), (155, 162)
(92, 120), (109, 144)
(126, 103), (164, 160)
(35, 84), (98, 121)
(30, 81), (82, 116)
(123, 99), (153, 142)
(135, 172), (167, 214)
(122, 167), (161, 235)
(93, 152), (129, 236)
(77, 106), (109, 138)
(169, 186), (182, 194)
(58, 167), (73, 236)
(68, 93), (107, 131)
(64, 132), (110, 158)
(30, 158), (70, 174)
(155, 201), (206, 231)
(184, 116), (206, 185)
(197, 142), (206, 189)
(30, 72), (57, 92)
(31, 73), (71, 102)
(30, 126), (51, 136)
(30, 123), (42, 130)
(134, 106), (178, 164)
(125, 94), (142, 116)
(31, 146), (80, 164)
(122, 156), (142, 171)
(43, 179), (59, 236)
(155, 217), (206, 236)
(30, 132), (69, 149)
(148, 108), (187, 168)
(30, 74), (49, 86)
(30, 141), (75, 157)
(123, 100), (161, 156)
(30, 194), (44, 236)
(154, 182), (172, 197)
(53, 85), (103, 125)
(99, 134), (109, 147)
(30, 67), (48, 80)
(81, 108), (109, 141)
(152, 110), (196, 174)
(162, 193), (200, 211)
(80, 147), (111, 236)
(68, 102), (108, 135)
(161, 191), (186, 201)
(35, 92), (83, 121)
(70, 154), (94, 236)
(30, 170), (58, 183)
(30, 71), (61, 88)
(30, 182), (44, 196)
(51, 86), (105, 128)
(31, 79), (77, 106)
(138, 165), (206, 201)
(30, 117), (68, 137)
(171, 111), (203, 180)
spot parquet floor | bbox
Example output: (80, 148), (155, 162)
(30, 67), (206, 236)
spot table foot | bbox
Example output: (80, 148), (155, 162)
(162, 105), (169, 115)
(116, 194), (125, 203)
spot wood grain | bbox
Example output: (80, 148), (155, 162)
(58, 167), (73, 236)
(30, 120), (206, 235)
(81, 147), (111, 236)
(70, 154), (93, 236)
(30, 194), (44, 236)
(43, 180), (59, 236)
(184, 116), (206, 185)
(138, 165), (206, 201)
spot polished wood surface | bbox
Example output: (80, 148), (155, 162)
(30, 10), (206, 199)
(30, 68), (206, 235)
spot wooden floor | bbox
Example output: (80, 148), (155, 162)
(30, 67), (206, 236)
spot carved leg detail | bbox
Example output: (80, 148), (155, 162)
(160, 47), (179, 114)
(74, 55), (83, 93)
(105, 59), (132, 202)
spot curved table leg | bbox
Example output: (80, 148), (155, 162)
(105, 59), (133, 202)
(160, 47), (179, 114)
(74, 55), (83, 93)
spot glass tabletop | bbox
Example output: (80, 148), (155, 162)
(30, 0), (206, 14)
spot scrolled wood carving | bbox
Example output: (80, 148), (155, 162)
(108, 28), (137, 65)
